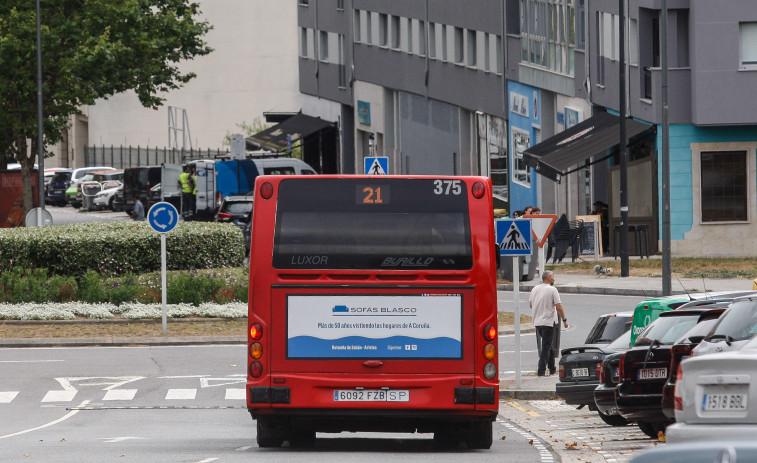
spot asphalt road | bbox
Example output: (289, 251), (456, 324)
(0, 345), (549, 462)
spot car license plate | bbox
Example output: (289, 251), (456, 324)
(637, 368), (667, 380)
(571, 368), (589, 377)
(702, 393), (748, 411)
(333, 389), (410, 402)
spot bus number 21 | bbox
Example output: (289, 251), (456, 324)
(363, 186), (384, 204)
(433, 179), (462, 195)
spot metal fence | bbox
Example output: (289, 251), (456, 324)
(84, 145), (231, 168)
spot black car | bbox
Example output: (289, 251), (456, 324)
(214, 195), (254, 230)
(557, 329), (632, 426)
(615, 306), (725, 437)
(594, 350), (626, 425)
(556, 311), (632, 407)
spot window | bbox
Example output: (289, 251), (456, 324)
(429, 23), (437, 58)
(418, 20), (426, 56)
(454, 27), (464, 63)
(701, 151), (747, 222)
(337, 0), (344, 10)
(441, 24), (448, 61)
(338, 34), (346, 87)
(391, 15), (400, 49)
(521, 0), (576, 75)
(466, 29), (476, 67)
(365, 11), (373, 45)
(741, 22), (757, 68)
(629, 18), (638, 66)
(484, 33), (491, 71)
(300, 28), (308, 57)
(299, 0), (309, 5)
(379, 13), (388, 47)
(353, 11), (361, 43)
(406, 18), (413, 53)
(319, 30), (329, 61)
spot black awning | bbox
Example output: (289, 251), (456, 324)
(247, 113), (335, 151)
(523, 112), (653, 183)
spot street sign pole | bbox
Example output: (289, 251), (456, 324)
(147, 201), (180, 335)
(496, 218), (533, 390)
(161, 233), (167, 334)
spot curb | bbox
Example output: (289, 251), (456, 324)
(498, 283), (687, 298)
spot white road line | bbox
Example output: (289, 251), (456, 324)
(102, 389), (138, 401)
(0, 360), (64, 363)
(42, 390), (78, 403)
(0, 400), (90, 440)
(165, 389), (197, 400)
(0, 391), (19, 403)
(235, 446), (252, 451)
(196, 459), (218, 463)
(225, 388), (245, 400)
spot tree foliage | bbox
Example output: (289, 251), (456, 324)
(0, 0), (212, 220)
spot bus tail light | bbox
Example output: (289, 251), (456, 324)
(260, 182), (274, 199)
(471, 181), (485, 199)
(483, 343), (496, 361)
(250, 323), (263, 340)
(249, 361), (263, 378)
(483, 324), (496, 341)
(250, 342), (263, 359)
(483, 363), (496, 380)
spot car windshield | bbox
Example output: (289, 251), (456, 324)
(634, 314), (700, 346)
(676, 318), (720, 344)
(584, 314), (632, 344)
(706, 299), (757, 342)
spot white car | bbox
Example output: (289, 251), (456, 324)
(692, 295), (757, 357)
(92, 184), (122, 211)
(666, 334), (757, 444)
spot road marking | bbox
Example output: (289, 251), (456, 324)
(196, 459), (218, 463)
(0, 360), (64, 363)
(505, 399), (540, 417)
(225, 388), (245, 400)
(235, 446), (252, 451)
(201, 377), (246, 388)
(56, 376), (144, 391)
(166, 389), (197, 400)
(0, 391), (19, 403)
(102, 389), (138, 401)
(99, 436), (147, 443)
(0, 400), (90, 440)
(42, 390), (78, 402)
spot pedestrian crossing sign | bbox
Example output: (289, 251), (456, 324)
(364, 156), (389, 175)
(496, 219), (532, 256)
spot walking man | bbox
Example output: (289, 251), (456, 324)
(529, 270), (568, 376)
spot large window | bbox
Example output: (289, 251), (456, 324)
(520, 0), (576, 75)
(701, 151), (747, 222)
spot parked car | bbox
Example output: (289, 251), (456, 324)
(660, 303), (731, 421)
(43, 168), (67, 202)
(92, 183), (123, 211)
(594, 350), (626, 423)
(666, 335), (757, 444)
(69, 170), (123, 208)
(616, 306), (726, 437)
(555, 311), (632, 403)
(111, 184), (125, 212)
(630, 440), (757, 463)
(557, 329), (632, 426)
(214, 195), (254, 229)
(47, 166), (115, 206)
(693, 295), (757, 357)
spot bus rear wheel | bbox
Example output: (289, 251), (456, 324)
(256, 420), (283, 448)
(433, 428), (460, 450)
(464, 421), (493, 449)
(289, 429), (316, 448)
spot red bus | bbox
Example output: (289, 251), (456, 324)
(246, 175), (499, 449)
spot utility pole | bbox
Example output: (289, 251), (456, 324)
(619, 0), (629, 277)
(661, 0), (672, 294)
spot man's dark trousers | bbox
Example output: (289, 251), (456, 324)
(535, 325), (555, 375)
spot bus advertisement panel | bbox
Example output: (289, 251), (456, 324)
(247, 176), (498, 450)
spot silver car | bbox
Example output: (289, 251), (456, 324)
(693, 295), (757, 356)
(666, 335), (757, 443)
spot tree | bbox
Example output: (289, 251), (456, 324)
(0, 1), (212, 222)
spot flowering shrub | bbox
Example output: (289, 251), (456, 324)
(0, 302), (245, 321)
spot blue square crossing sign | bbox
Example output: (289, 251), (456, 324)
(496, 219), (532, 256)
(364, 156), (388, 175)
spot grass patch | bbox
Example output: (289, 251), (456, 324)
(0, 319), (247, 339)
(546, 257), (757, 279)
(498, 312), (532, 325)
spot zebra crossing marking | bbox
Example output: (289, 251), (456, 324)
(102, 389), (138, 401)
(166, 388), (197, 400)
(42, 390), (78, 403)
(0, 392), (19, 403)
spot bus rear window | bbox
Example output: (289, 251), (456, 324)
(272, 178), (473, 270)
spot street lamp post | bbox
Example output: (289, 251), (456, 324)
(36, 0), (46, 226)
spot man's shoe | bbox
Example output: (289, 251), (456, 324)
(549, 370), (557, 376)
(537, 372), (547, 377)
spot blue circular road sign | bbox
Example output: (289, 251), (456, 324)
(147, 202), (179, 233)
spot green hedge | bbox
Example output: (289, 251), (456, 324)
(0, 221), (244, 276)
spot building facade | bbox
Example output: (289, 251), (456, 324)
(298, 0), (757, 257)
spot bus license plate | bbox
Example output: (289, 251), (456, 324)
(333, 390), (410, 402)
(702, 393), (748, 411)
(571, 368), (589, 377)
(637, 368), (667, 380)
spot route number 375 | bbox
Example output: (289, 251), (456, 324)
(433, 179), (462, 195)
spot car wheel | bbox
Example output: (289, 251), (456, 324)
(637, 421), (658, 438)
(597, 410), (629, 427)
